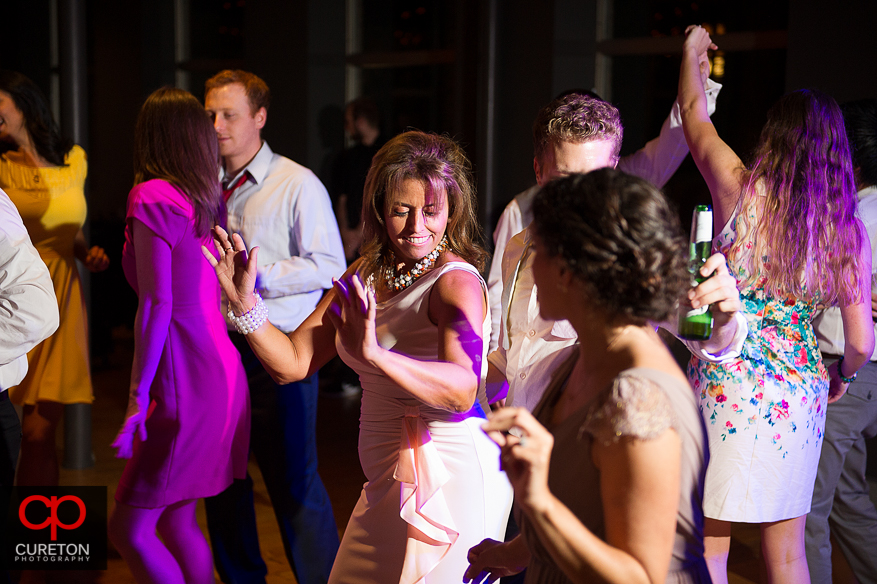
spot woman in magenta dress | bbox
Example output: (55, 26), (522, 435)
(108, 87), (249, 584)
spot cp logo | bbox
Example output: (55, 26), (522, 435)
(19, 495), (87, 541)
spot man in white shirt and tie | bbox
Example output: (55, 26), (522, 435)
(202, 69), (346, 584)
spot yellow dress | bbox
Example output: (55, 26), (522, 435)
(0, 145), (93, 405)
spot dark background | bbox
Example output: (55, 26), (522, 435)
(2, 0), (877, 361)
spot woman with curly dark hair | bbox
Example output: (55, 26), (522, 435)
(205, 130), (512, 583)
(465, 168), (713, 584)
(680, 26), (874, 584)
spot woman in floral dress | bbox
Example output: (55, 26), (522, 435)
(679, 27), (874, 584)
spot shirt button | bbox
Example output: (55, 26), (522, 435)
(520, 372), (526, 380)
(528, 330), (536, 337)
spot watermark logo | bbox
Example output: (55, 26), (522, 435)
(1, 487), (106, 570)
(19, 495), (87, 541)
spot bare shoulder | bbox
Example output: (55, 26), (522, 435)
(429, 255), (486, 319)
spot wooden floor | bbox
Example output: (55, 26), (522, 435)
(11, 328), (866, 583)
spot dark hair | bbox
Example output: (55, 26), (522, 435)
(0, 70), (73, 166)
(532, 93), (623, 163)
(532, 169), (688, 324)
(205, 70), (271, 114)
(359, 131), (487, 282)
(347, 96), (380, 129)
(842, 98), (877, 188)
(134, 87), (222, 235)
(732, 89), (862, 306)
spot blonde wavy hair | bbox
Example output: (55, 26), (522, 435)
(727, 89), (862, 306)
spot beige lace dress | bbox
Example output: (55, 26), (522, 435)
(520, 354), (712, 583)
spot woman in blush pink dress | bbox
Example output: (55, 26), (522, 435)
(107, 87), (249, 584)
(204, 131), (512, 584)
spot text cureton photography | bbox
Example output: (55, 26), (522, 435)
(0, 487), (106, 570)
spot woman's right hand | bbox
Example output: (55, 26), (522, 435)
(463, 537), (528, 583)
(482, 407), (555, 513)
(683, 24), (717, 58)
(201, 225), (260, 315)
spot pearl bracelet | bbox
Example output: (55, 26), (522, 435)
(228, 292), (268, 335)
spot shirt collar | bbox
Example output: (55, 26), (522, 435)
(221, 141), (273, 186)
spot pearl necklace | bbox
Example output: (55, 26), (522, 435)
(385, 236), (448, 291)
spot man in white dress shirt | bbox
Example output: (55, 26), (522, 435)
(0, 187), (58, 487)
(202, 70), (345, 584)
(486, 79), (722, 356)
(0, 187), (58, 584)
(485, 90), (743, 413)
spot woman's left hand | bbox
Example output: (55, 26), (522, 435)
(827, 360), (851, 403)
(482, 407), (554, 513)
(83, 245), (110, 272)
(326, 272), (383, 365)
(111, 389), (150, 459)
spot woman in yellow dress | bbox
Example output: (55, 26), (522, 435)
(0, 70), (108, 488)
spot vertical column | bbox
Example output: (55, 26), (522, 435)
(58, 0), (94, 470)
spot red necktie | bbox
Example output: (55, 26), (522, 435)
(223, 173), (249, 202)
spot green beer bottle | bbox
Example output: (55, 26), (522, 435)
(678, 204), (713, 340)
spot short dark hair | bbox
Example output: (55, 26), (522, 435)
(532, 169), (687, 324)
(532, 93), (623, 164)
(205, 70), (271, 114)
(0, 70), (73, 166)
(347, 96), (380, 129)
(134, 87), (222, 235)
(842, 98), (877, 188)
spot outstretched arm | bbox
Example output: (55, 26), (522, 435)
(202, 226), (339, 385)
(679, 25), (745, 229)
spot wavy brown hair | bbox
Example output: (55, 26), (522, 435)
(133, 87), (222, 235)
(359, 131), (487, 284)
(532, 169), (688, 325)
(729, 89), (862, 306)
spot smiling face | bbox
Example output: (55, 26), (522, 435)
(384, 178), (449, 266)
(0, 90), (27, 146)
(204, 82), (265, 172)
(534, 138), (617, 186)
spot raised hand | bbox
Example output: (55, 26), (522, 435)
(482, 407), (554, 513)
(326, 272), (382, 365)
(684, 24), (718, 57)
(201, 225), (260, 315)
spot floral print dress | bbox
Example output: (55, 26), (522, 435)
(688, 203), (828, 523)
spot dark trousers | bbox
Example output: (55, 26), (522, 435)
(0, 393), (19, 488)
(805, 358), (877, 584)
(1, 394), (21, 584)
(205, 333), (340, 584)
